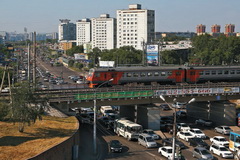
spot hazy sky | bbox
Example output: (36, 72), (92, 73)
(1, 0), (239, 33)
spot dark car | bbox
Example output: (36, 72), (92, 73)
(162, 138), (185, 149)
(188, 138), (209, 149)
(195, 119), (213, 127)
(109, 140), (123, 153)
(176, 111), (187, 119)
(159, 104), (172, 110)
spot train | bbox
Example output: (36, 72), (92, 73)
(86, 66), (240, 88)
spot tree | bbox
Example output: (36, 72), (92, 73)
(66, 45), (84, 57)
(10, 82), (47, 132)
(0, 102), (9, 120)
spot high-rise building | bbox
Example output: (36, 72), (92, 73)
(196, 24), (206, 35)
(116, 4), (155, 50)
(211, 24), (221, 33)
(58, 19), (76, 41)
(76, 18), (91, 46)
(225, 24), (236, 37)
(91, 14), (116, 50)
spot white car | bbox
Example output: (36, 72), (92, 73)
(177, 123), (190, 131)
(142, 129), (160, 140)
(172, 102), (186, 109)
(214, 126), (232, 135)
(177, 131), (195, 141)
(189, 128), (206, 139)
(158, 146), (174, 159)
(210, 144), (233, 159)
(210, 136), (229, 147)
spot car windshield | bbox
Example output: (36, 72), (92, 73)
(220, 147), (228, 151)
(147, 130), (154, 134)
(193, 138), (203, 142)
(146, 137), (154, 142)
(219, 138), (227, 141)
(195, 130), (203, 134)
(181, 124), (188, 127)
(225, 127), (231, 130)
(105, 110), (114, 113)
(111, 140), (121, 146)
(201, 149), (210, 155)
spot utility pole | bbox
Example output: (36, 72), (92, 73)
(27, 43), (31, 81)
(33, 32), (36, 87)
(142, 38), (145, 66)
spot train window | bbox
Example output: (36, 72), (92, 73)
(154, 72), (159, 76)
(127, 73), (132, 77)
(230, 70), (235, 74)
(168, 71), (172, 76)
(190, 71), (195, 75)
(176, 72), (181, 76)
(224, 70), (229, 74)
(218, 71), (222, 75)
(205, 71), (210, 75)
(237, 70), (240, 74)
(147, 72), (152, 77)
(133, 73), (139, 77)
(211, 71), (216, 75)
(140, 72), (146, 77)
(161, 72), (166, 76)
(199, 71), (203, 75)
(95, 73), (100, 77)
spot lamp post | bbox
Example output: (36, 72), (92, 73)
(93, 78), (113, 155)
(160, 96), (195, 160)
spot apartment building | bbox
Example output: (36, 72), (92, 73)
(76, 18), (91, 46)
(58, 19), (76, 41)
(91, 14), (116, 50)
(116, 4), (155, 50)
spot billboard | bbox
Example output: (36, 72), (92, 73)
(146, 45), (159, 66)
(99, 61), (115, 68)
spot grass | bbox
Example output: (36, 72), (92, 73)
(0, 116), (78, 160)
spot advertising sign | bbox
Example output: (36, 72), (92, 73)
(146, 45), (159, 66)
(99, 61), (115, 68)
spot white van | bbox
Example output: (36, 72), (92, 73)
(100, 106), (115, 117)
(138, 133), (157, 148)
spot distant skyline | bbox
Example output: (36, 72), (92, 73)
(1, 0), (240, 33)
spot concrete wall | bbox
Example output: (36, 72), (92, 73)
(187, 100), (236, 126)
(27, 118), (80, 160)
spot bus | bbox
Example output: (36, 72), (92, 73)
(229, 131), (240, 151)
(114, 119), (143, 141)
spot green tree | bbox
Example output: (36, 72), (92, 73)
(66, 45), (84, 57)
(10, 82), (47, 132)
(0, 102), (9, 120)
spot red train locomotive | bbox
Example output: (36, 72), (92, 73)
(86, 66), (240, 88)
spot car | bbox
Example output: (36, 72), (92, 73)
(76, 79), (84, 84)
(98, 116), (112, 126)
(172, 102), (186, 109)
(138, 133), (157, 148)
(159, 104), (172, 110)
(177, 123), (190, 131)
(192, 147), (214, 159)
(210, 144), (233, 158)
(176, 111), (187, 119)
(142, 129), (160, 140)
(189, 128), (206, 139)
(210, 136), (229, 147)
(109, 140), (123, 153)
(214, 126), (233, 135)
(177, 131), (195, 141)
(188, 138), (209, 148)
(195, 119), (213, 126)
(158, 146), (174, 159)
(162, 138), (185, 149)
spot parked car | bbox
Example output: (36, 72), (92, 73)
(210, 144), (233, 159)
(177, 123), (190, 131)
(142, 129), (160, 140)
(189, 128), (206, 139)
(188, 138), (209, 148)
(210, 136), (229, 147)
(138, 133), (157, 148)
(158, 146), (174, 159)
(214, 126), (232, 135)
(195, 119), (213, 126)
(109, 140), (123, 153)
(176, 111), (187, 119)
(177, 131), (195, 141)
(192, 147), (214, 159)
(159, 104), (171, 110)
(162, 138), (185, 149)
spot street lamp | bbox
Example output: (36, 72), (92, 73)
(160, 96), (195, 160)
(93, 78), (113, 155)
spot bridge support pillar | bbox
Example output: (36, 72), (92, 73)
(187, 100), (236, 126)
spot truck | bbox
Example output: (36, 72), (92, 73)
(100, 106), (115, 117)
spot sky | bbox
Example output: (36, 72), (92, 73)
(1, 0), (240, 33)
